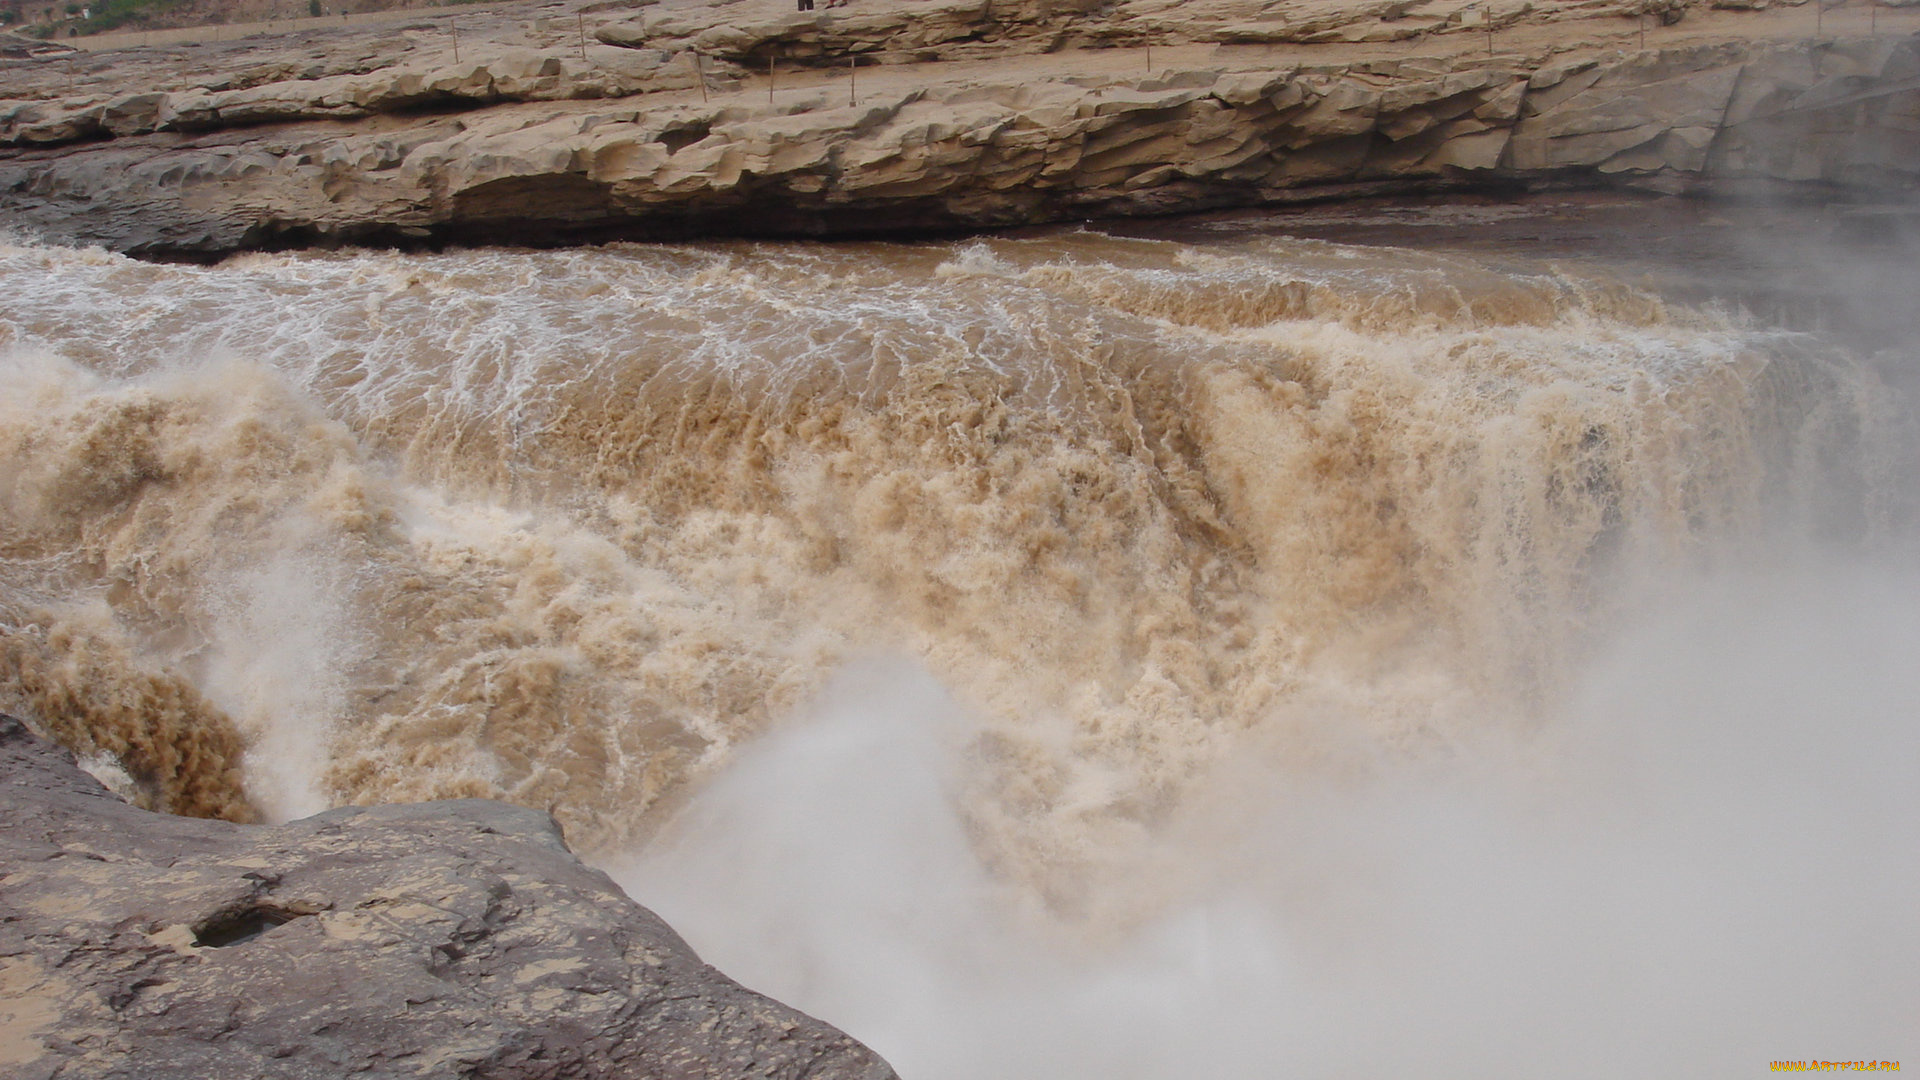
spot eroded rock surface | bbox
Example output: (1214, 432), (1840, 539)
(0, 714), (900, 1080)
(4, 0), (1920, 255)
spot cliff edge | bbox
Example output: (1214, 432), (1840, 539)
(3, 0), (1920, 256)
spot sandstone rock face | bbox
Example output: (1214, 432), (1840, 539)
(3, 0), (1920, 256)
(611, 0), (1109, 67)
(0, 715), (900, 1080)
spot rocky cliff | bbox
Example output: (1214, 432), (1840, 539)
(2, 0), (1919, 256)
(0, 714), (900, 1080)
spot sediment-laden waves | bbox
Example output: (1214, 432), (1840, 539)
(0, 227), (1905, 917)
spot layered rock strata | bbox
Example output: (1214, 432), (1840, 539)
(3, 0), (1919, 256)
(0, 715), (900, 1080)
(606, 0), (1668, 66)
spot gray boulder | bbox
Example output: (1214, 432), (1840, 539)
(0, 714), (900, 1080)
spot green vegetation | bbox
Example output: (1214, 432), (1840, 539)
(26, 0), (185, 35)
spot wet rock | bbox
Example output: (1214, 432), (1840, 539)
(0, 714), (900, 1080)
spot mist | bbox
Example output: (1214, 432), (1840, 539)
(619, 559), (1920, 1078)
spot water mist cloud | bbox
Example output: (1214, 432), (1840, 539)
(620, 562), (1919, 1080)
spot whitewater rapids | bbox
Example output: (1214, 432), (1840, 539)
(1, 206), (1914, 1075)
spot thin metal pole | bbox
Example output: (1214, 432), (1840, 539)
(848, 55), (855, 107)
(696, 51), (708, 102)
(451, 19), (458, 62)
(768, 55), (775, 102)
(577, 13), (586, 61)
(1146, 42), (1152, 72)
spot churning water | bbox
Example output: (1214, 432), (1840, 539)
(2, 202), (1915, 1075)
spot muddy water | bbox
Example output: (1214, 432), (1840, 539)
(2, 196), (1914, 1074)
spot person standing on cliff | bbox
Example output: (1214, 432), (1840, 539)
(797, 0), (813, 10)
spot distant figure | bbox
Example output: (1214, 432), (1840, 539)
(797, 0), (813, 9)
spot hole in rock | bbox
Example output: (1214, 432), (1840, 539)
(657, 120), (711, 154)
(193, 907), (301, 948)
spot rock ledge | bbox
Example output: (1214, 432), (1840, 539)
(0, 714), (900, 1080)
(4, 0), (1920, 256)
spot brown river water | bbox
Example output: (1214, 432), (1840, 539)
(2, 195), (1915, 1076)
